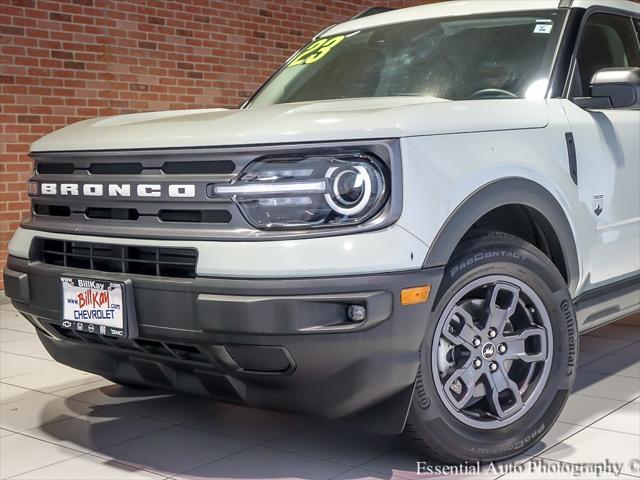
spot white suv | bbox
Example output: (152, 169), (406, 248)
(4, 0), (639, 463)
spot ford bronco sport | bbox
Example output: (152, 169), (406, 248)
(4, 0), (640, 463)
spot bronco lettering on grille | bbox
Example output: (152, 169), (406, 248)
(39, 183), (196, 198)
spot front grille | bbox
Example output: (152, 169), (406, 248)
(34, 238), (198, 278)
(26, 147), (249, 239)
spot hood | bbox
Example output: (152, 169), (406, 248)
(30, 97), (549, 152)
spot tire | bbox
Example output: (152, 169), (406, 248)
(406, 232), (578, 463)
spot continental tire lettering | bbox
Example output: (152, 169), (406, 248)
(415, 373), (431, 410)
(450, 250), (529, 278)
(562, 299), (577, 376)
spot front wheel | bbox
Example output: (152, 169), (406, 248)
(406, 232), (578, 463)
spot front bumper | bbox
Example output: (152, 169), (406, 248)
(5, 255), (443, 433)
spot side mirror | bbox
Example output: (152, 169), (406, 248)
(574, 67), (640, 110)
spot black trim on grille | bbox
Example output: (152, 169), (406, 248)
(89, 163), (143, 175)
(33, 238), (198, 278)
(37, 163), (74, 174)
(158, 209), (232, 223)
(33, 205), (232, 224)
(33, 203), (71, 217)
(85, 207), (140, 220)
(162, 160), (235, 175)
(36, 160), (236, 176)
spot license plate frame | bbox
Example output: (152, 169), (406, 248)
(60, 276), (138, 339)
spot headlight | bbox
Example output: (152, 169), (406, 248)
(213, 154), (388, 230)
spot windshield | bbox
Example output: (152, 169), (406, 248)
(249, 10), (566, 107)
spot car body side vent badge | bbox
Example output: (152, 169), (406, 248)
(565, 132), (578, 185)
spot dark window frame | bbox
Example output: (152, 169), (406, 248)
(563, 6), (640, 101)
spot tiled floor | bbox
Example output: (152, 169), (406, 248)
(0, 297), (638, 480)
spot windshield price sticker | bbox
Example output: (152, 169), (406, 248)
(287, 35), (345, 67)
(534, 22), (553, 34)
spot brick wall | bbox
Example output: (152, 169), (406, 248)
(0, 0), (430, 288)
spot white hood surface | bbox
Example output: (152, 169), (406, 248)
(30, 97), (550, 152)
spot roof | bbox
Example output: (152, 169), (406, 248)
(324, 0), (640, 36)
(572, 0), (639, 11)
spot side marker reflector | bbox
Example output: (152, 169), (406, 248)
(401, 285), (431, 305)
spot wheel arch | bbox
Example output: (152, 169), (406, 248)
(422, 178), (580, 295)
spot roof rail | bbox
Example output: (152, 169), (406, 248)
(558, 0), (574, 7)
(351, 7), (395, 20)
(314, 24), (336, 39)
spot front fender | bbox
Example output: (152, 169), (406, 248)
(421, 177), (580, 295)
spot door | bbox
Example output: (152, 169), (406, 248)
(561, 10), (640, 291)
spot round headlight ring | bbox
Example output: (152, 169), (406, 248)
(324, 165), (373, 216)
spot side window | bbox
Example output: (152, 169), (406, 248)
(571, 13), (640, 97)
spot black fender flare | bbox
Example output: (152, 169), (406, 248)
(422, 178), (580, 295)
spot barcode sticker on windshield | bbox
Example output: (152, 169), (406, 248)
(534, 24), (553, 34)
